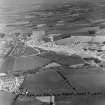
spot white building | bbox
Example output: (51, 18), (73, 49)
(26, 30), (46, 47)
(32, 30), (45, 40)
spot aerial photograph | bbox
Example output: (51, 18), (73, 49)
(1, 0), (105, 105)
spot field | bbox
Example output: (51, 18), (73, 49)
(2, 1), (105, 105)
